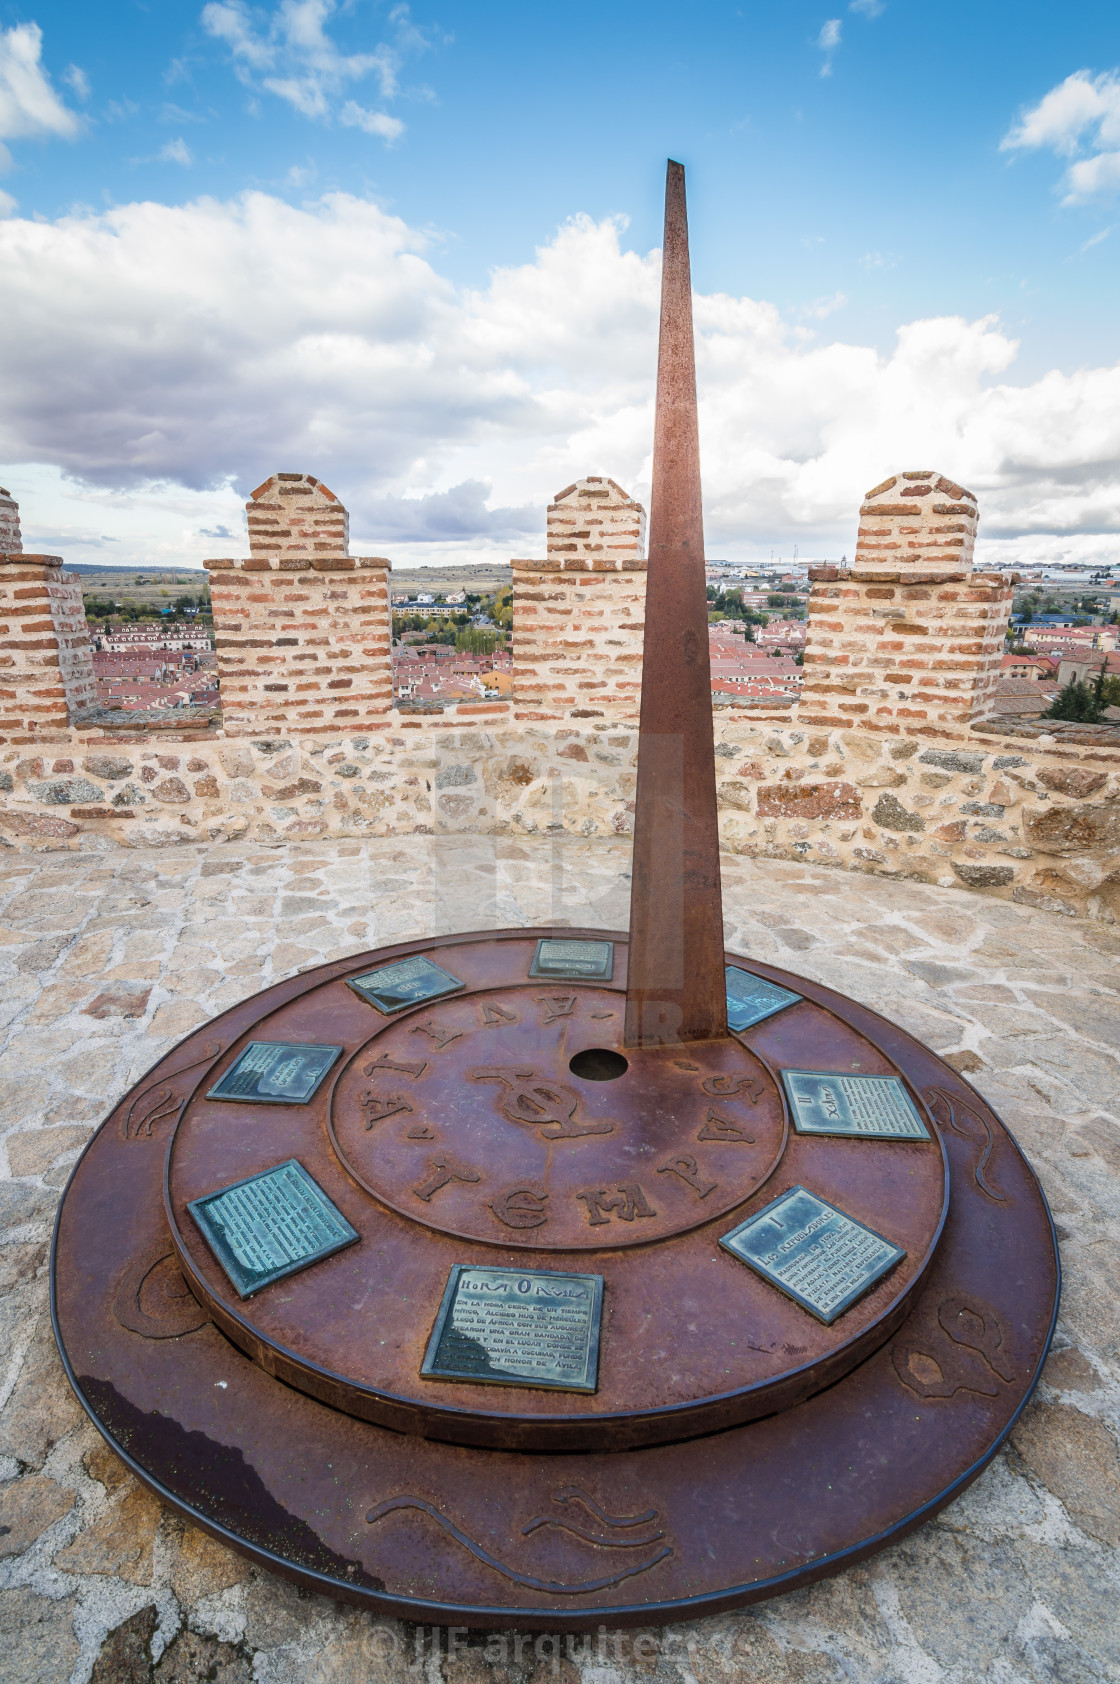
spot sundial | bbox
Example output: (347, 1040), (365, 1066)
(53, 164), (1058, 1629)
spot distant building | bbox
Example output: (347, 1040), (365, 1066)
(94, 624), (211, 654)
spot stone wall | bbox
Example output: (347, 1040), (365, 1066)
(3, 467), (1120, 922)
(2, 714), (1118, 919)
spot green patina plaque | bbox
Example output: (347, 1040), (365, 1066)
(529, 939), (614, 981)
(188, 1159), (358, 1298)
(781, 1070), (930, 1140)
(725, 967), (802, 1033)
(347, 954), (464, 1014)
(207, 1041), (343, 1105)
(720, 1185), (905, 1324)
(422, 1265), (603, 1392)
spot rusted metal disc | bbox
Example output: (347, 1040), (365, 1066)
(52, 929), (1058, 1630)
(159, 933), (947, 1450)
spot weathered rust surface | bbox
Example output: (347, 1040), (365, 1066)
(158, 931), (947, 1452)
(53, 925), (1059, 1629)
(625, 161), (727, 1048)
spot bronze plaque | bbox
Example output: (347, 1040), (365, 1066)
(720, 1185), (905, 1323)
(207, 1041), (343, 1104)
(725, 967), (801, 1033)
(421, 1265), (603, 1392)
(529, 939), (614, 980)
(781, 1070), (930, 1140)
(188, 1159), (358, 1298)
(347, 955), (464, 1014)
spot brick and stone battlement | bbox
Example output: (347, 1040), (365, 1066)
(802, 471), (1010, 733)
(4, 467), (1120, 924)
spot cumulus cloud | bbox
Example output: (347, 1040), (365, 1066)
(1, 190), (1120, 567)
(1002, 69), (1120, 204)
(0, 21), (80, 169)
(201, 0), (425, 138)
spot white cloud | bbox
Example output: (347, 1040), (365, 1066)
(201, 0), (421, 138)
(64, 64), (91, 101)
(1002, 69), (1120, 203)
(800, 291), (848, 319)
(1, 191), (1120, 569)
(159, 137), (193, 165)
(0, 187), (16, 216)
(339, 101), (403, 141)
(816, 19), (841, 76)
(1079, 223), (1116, 252)
(849, 0), (884, 15)
(0, 22), (80, 169)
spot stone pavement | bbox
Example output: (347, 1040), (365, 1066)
(0, 837), (1117, 1684)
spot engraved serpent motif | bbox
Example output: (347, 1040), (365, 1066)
(365, 1491), (672, 1593)
(923, 1085), (1007, 1202)
(121, 1042), (225, 1139)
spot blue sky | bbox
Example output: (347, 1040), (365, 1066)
(2, 1), (1120, 568)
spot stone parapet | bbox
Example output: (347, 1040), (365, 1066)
(8, 461), (1120, 924)
(3, 712), (1120, 924)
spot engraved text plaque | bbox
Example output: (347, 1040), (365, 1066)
(720, 1185), (905, 1323)
(529, 939), (614, 981)
(781, 1070), (930, 1140)
(725, 967), (802, 1033)
(422, 1265), (603, 1392)
(207, 1041), (343, 1104)
(188, 1159), (358, 1298)
(348, 955), (464, 1014)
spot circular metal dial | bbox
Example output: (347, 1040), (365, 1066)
(160, 932), (949, 1452)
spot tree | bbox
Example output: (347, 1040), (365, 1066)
(456, 626), (499, 656)
(1044, 667), (1120, 723)
(1045, 678), (1100, 722)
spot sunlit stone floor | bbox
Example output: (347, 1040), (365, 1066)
(1, 837), (1118, 1684)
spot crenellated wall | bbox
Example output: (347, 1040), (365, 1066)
(3, 468), (1120, 925)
